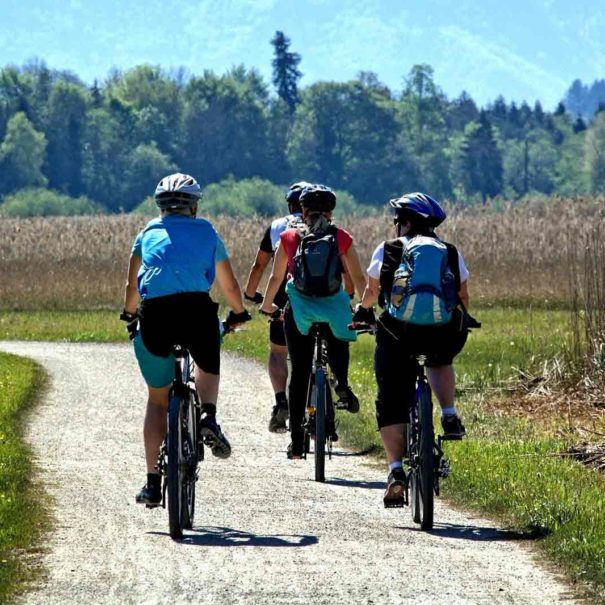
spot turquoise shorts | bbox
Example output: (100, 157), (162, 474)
(133, 332), (175, 388)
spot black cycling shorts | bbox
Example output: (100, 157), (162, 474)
(374, 309), (468, 428)
(269, 317), (287, 346)
(138, 292), (221, 375)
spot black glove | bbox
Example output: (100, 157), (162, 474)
(225, 309), (252, 329)
(244, 291), (264, 304)
(119, 310), (138, 340)
(352, 304), (376, 325)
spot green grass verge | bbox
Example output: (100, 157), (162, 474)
(0, 307), (601, 597)
(0, 352), (47, 602)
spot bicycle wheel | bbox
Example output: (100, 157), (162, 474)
(167, 393), (197, 538)
(417, 389), (435, 530)
(314, 368), (327, 483)
(406, 423), (422, 524)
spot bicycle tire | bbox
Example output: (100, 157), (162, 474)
(417, 389), (435, 530)
(167, 394), (184, 539)
(182, 393), (197, 530)
(314, 369), (327, 483)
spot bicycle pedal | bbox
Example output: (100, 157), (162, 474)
(440, 433), (464, 442)
(384, 500), (406, 509)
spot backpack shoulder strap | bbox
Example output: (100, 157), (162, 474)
(379, 238), (404, 308)
(443, 241), (462, 308)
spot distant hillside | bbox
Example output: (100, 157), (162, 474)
(564, 79), (605, 120)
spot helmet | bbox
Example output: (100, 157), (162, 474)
(154, 173), (202, 209)
(285, 181), (313, 205)
(389, 192), (446, 227)
(299, 184), (337, 212)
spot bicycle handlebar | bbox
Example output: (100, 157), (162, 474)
(348, 322), (377, 335)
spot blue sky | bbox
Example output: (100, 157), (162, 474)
(1, 0), (604, 109)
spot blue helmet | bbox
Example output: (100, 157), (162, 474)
(285, 181), (313, 204)
(389, 192), (446, 227)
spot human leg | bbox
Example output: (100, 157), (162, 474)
(268, 324), (289, 432)
(283, 306), (314, 457)
(326, 334), (359, 413)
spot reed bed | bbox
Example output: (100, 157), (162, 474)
(1, 197), (604, 310)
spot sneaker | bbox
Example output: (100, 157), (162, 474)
(199, 414), (232, 459)
(335, 384), (360, 413)
(287, 441), (303, 460)
(441, 414), (466, 438)
(383, 468), (407, 508)
(135, 483), (161, 507)
(268, 402), (289, 433)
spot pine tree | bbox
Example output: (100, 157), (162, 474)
(271, 31), (302, 114)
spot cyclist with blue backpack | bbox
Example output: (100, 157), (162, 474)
(260, 184), (367, 459)
(121, 173), (251, 507)
(352, 192), (471, 507)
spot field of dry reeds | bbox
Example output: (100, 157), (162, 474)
(1, 197), (604, 310)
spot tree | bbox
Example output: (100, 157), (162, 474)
(452, 111), (502, 202)
(271, 31), (302, 114)
(585, 111), (605, 193)
(0, 111), (47, 194)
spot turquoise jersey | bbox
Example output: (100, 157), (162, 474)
(132, 215), (228, 300)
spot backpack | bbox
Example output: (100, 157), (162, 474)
(380, 235), (460, 326)
(292, 225), (343, 297)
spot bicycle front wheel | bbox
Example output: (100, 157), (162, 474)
(314, 369), (327, 483)
(417, 390), (435, 530)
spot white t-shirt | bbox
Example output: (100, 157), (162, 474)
(367, 238), (469, 282)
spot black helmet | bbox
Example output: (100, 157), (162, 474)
(285, 181), (312, 205)
(389, 192), (446, 227)
(299, 184), (337, 212)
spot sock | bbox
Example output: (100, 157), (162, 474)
(202, 403), (216, 416)
(389, 461), (403, 472)
(275, 391), (287, 406)
(441, 407), (457, 418)
(147, 472), (161, 487)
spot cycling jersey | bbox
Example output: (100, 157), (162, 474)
(132, 215), (228, 300)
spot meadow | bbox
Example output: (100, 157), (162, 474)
(2, 197), (605, 600)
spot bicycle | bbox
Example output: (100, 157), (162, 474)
(155, 320), (234, 539)
(303, 322), (342, 483)
(351, 316), (480, 531)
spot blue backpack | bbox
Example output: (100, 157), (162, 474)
(380, 236), (460, 326)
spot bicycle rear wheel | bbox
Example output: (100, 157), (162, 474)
(417, 390), (435, 530)
(167, 393), (197, 538)
(314, 369), (327, 483)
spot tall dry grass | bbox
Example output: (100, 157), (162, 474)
(1, 198), (604, 310)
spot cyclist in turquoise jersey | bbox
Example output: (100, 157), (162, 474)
(121, 173), (251, 507)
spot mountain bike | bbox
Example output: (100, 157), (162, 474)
(156, 321), (233, 539)
(303, 322), (340, 483)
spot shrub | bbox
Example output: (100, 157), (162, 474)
(0, 188), (104, 217)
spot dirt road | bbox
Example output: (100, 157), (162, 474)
(1, 342), (575, 604)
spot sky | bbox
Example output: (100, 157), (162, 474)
(1, 0), (604, 109)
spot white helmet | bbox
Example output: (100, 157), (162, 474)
(154, 173), (202, 209)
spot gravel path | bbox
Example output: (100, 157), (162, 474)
(2, 342), (575, 605)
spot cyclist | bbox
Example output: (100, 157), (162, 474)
(243, 182), (309, 433)
(260, 184), (367, 459)
(352, 192), (470, 507)
(121, 173), (251, 507)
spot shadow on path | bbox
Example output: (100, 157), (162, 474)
(327, 477), (385, 490)
(149, 526), (318, 547)
(397, 522), (541, 542)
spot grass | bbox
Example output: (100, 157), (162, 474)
(1, 307), (603, 598)
(0, 352), (47, 602)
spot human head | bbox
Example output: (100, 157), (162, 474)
(154, 173), (202, 216)
(299, 184), (336, 224)
(285, 181), (312, 214)
(389, 192), (446, 236)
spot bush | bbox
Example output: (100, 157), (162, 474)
(0, 188), (104, 217)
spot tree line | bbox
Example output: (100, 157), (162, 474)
(1, 32), (604, 215)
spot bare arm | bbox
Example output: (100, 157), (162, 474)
(459, 280), (470, 310)
(243, 249), (273, 298)
(361, 275), (380, 309)
(215, 259), (245, 313)
(343, 270), (354, 297)
(260, 244), (288, 314)
(123, 254), (141, 314)
(340, 244), (367, 299)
